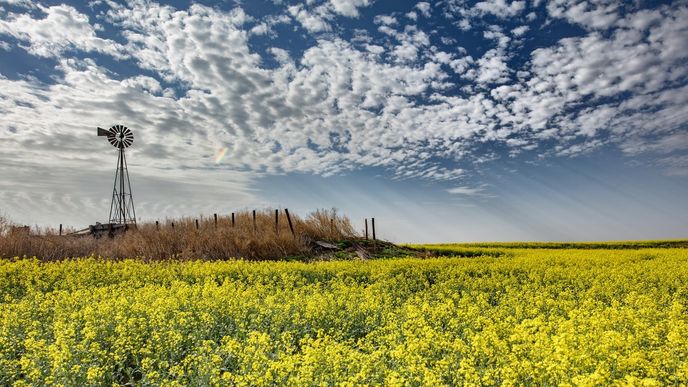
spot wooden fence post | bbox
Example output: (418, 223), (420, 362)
(231, 212), (235, 227)
(195, 219), (199, 230)
(171, 222), (175, 230)
(252, 210), (256, 232)
(59, 224), (62, 236)
(285, 208), (295, 238)
(214, 213), (218, 228)
(330, 218), (334, 236)
(365, 218), (368, 240)
(372, 218), (376, 241)
(275, 209), (279, 235)
(155, 221), (159, 231)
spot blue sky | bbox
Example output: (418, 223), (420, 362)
(0, 0), (687, 242)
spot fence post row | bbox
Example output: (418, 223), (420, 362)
(103, 210), (370, 240)
(285, 208), (295, 238)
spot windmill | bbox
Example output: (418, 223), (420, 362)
(96, 124), (137, 229)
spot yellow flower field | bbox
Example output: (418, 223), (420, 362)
(1, 247), (688, 385)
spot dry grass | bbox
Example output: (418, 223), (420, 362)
(0, 209), (358, 261)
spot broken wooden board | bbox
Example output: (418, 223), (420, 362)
(314, 240), (339, 250)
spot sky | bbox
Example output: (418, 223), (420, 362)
(0, 0), (687, 242)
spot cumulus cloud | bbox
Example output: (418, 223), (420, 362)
(547, 0), (620, 30)
(0, 4), (124, 58)
(286, 0), (374, 33)
(511, 25), (529, 36)
(288, 4), (332, 33)
(329, 0), (371, 18)
(474, 0), (526, 18)
(374, 15), (397, 25)
(0, 0), (36, 8)
(416, 2), (431, 17)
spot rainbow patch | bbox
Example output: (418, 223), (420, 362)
(213, 147), (228, 164)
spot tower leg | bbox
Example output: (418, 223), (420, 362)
(108, 148), (136, 225)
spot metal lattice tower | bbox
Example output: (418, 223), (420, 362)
(97, 125), (137, 225)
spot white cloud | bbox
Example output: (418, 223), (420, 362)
(375, 24), (431, 64)
(120, 75), (162, 94)
(288, 5), (332, 33)
(416, 2), (431, 17)
(547, 0), (620, 30)
(511, 25), (529, 36)
(447, 186), (486, 196)
(374, 15), (397, 25)
(0, 0), (36, 8)
(0, 4), (124, 58)
(475, 49), (509, 84)
(250, 23), (269, 35)
(269, 47), (292, 64)
(286, 0), (374, 33)
(329, 0), (371, 18)
(474, 0), (526, 18)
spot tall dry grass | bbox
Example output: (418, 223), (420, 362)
(0, 209), (358, 261)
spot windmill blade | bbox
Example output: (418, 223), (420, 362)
(100, 123), (135, 149)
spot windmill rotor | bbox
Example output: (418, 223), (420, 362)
(98, 125), (134, 149)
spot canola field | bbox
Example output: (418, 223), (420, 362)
(1, 246), (688, 385)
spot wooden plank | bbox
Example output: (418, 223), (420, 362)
(315, 240), (339, 249)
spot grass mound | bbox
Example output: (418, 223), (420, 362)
(0, 209), (360, 261)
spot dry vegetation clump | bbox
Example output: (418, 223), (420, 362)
(0, 209), (359, 261)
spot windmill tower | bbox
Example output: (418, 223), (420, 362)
(97, 125), (136, 226)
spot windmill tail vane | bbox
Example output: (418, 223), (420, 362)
(97, 125), (136, 225)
